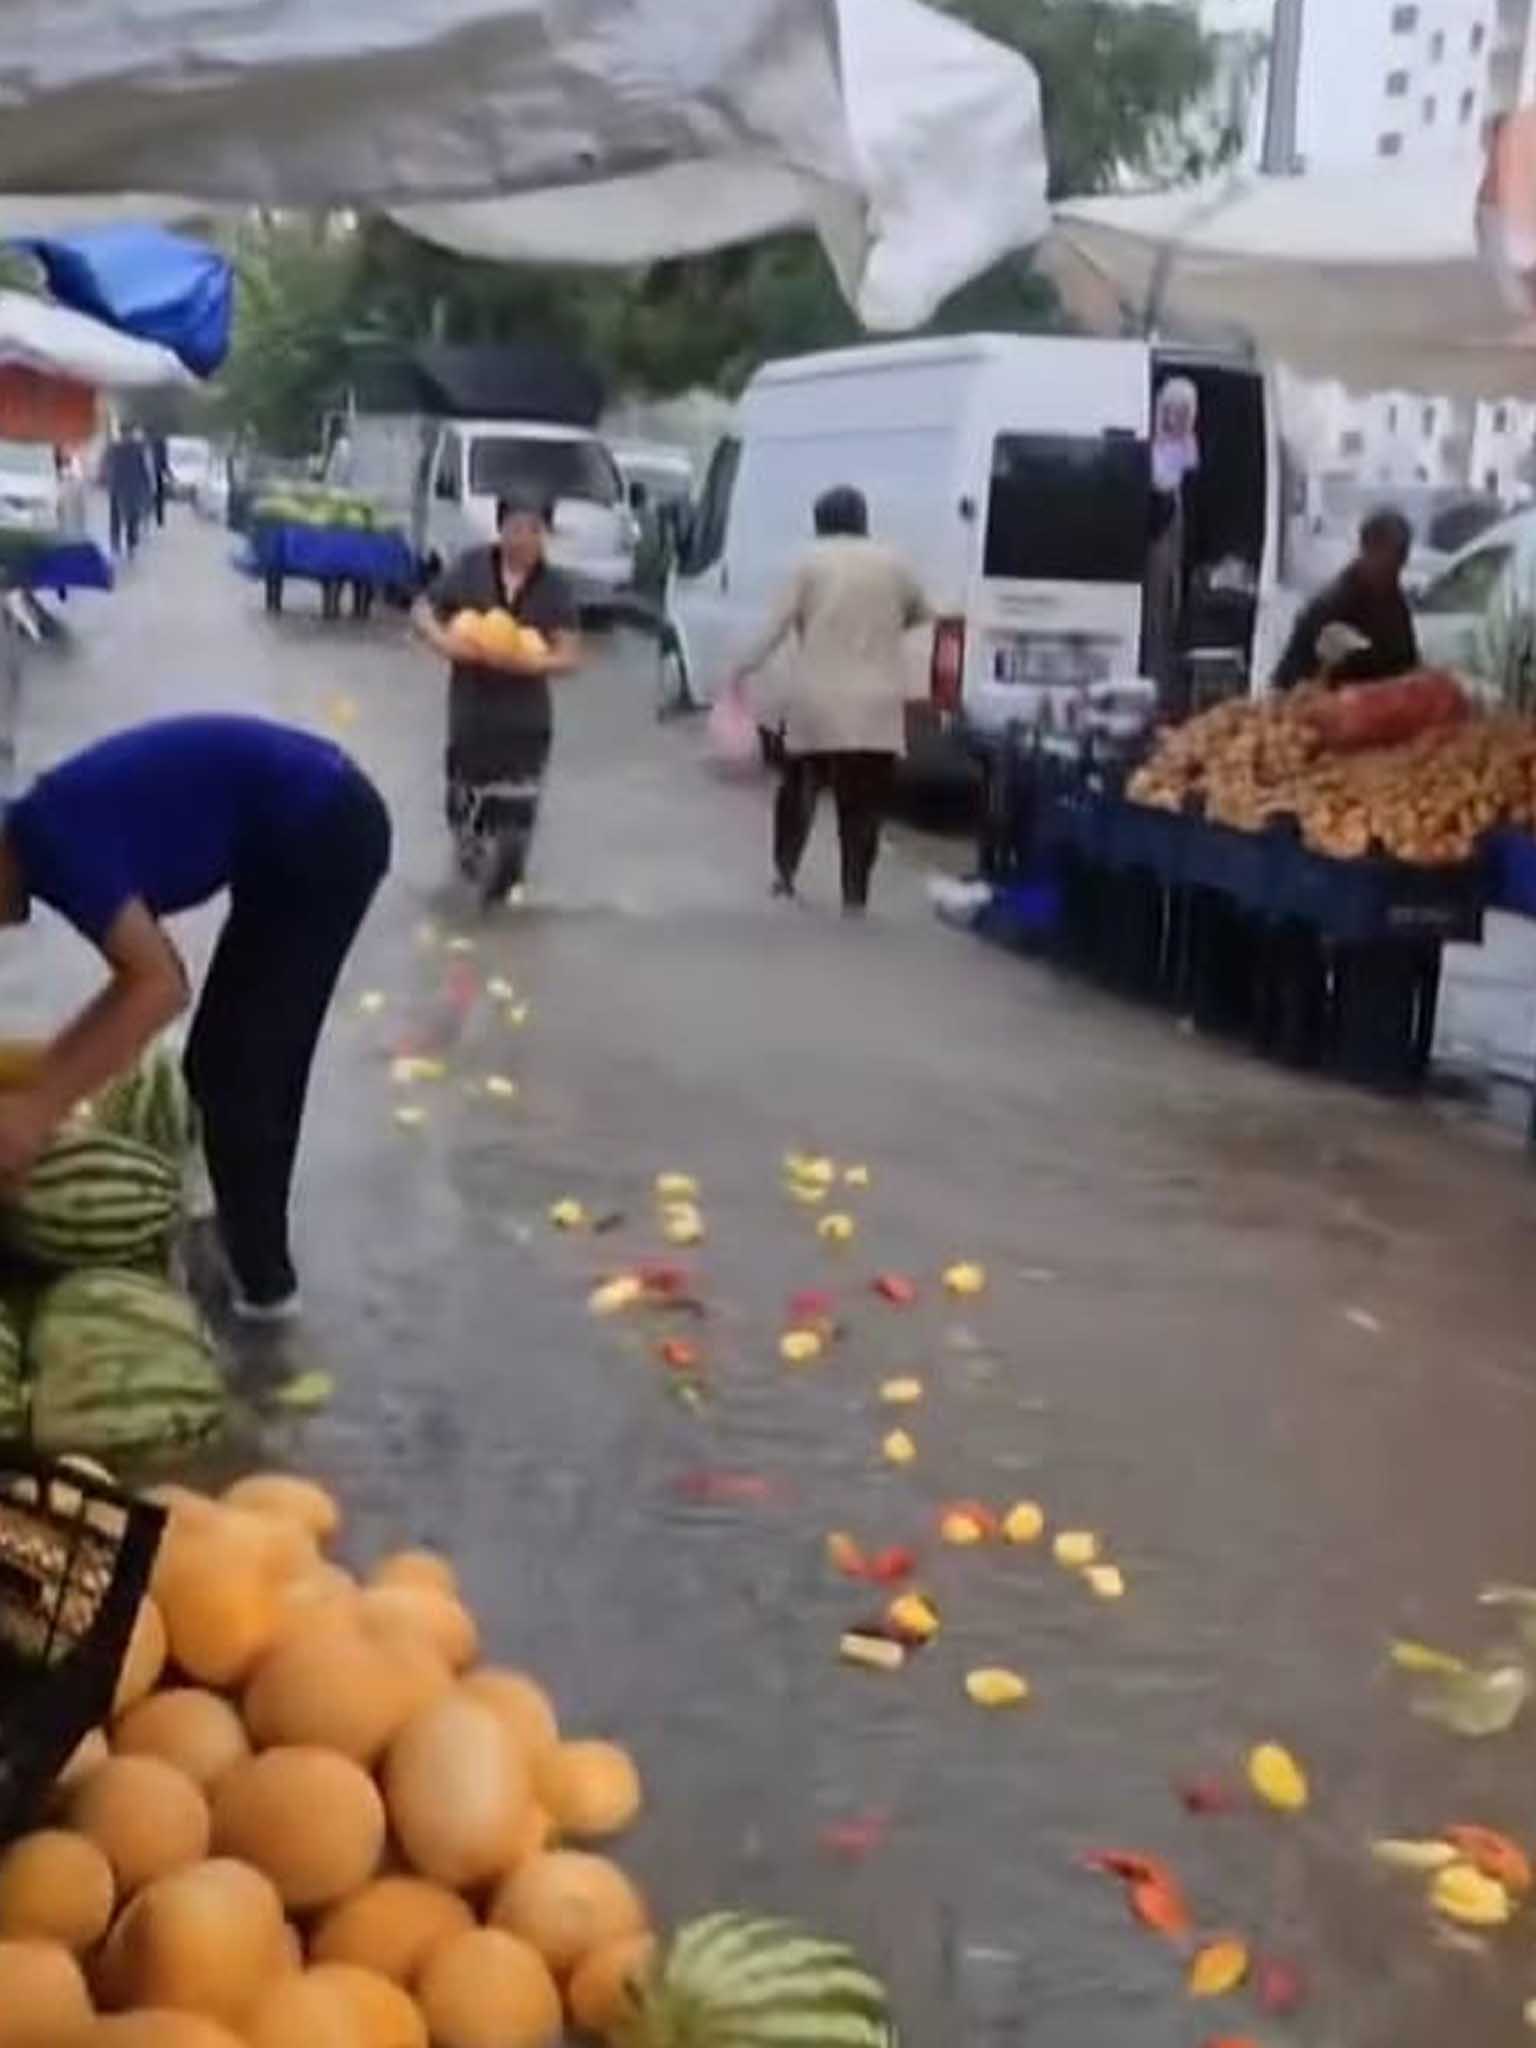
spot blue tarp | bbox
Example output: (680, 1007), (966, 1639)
(11, 540), (112, 594)
(17, 228), (232, 378)
(244, 523), (416, 587)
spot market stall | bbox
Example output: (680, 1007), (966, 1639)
(240, 487), (415, 620)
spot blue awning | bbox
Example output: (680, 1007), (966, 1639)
(17, 226), (232, 378)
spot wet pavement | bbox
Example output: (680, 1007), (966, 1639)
(12, 515), (1536, 2043)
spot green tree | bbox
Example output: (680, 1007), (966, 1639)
(214, 216), (361, 454)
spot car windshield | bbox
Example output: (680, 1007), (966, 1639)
(468, 436), (620, 507)
(985, 432), (1149, 584)
(0, 440), (57, 478)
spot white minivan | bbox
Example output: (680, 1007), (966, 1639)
(669, 334), (1277, 770)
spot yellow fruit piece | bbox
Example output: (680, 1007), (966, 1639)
(785, 1180), (829, 1206)
(880, 1378), (923, 1406)
(654, 1172), (699, 1200)
(486, 976), (515, 1002)
(779, 1329), (824, 1366)
(1052, 1530), (1099, 1569)
(393, 1105), (427, 1129)
(1187, 1936), (1249, 1997)
(357, 991), (387, 1015)
(825, 1532), (864, 1574)
(882, 1430), (917, 1467)
(1247, 1741), (1309, 1813)
(793, 1155), (837, 1187)
(1003, 1502), (1046, 1545)
(548, 1198), (588, 1231)
(1431, 1861), (1513, 1927)
(1085, 1565), (1126, 1601)
(445, 936), (476, 955)
(660, 1203), (706, 1246)
(940, 1512), (988, 1548)
(588, 1276), (644, 1317)
(817, 1212), (857, 1243)
(843, 1164), (871, 1188)
(886, 1593), (940, 1642)
(840, 1633), (906, 1673)
(1371, 1838), (1460, 1873)
(506, 1002), (532, 1027)
(944, 1261), (987, 1297)
(1389, 1638), (1468, 1678)
(484, 1075), (519, 1101)
(966, 1667), (1029, 1708)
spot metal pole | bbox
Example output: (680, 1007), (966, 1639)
(1262, 0), (1306, 176)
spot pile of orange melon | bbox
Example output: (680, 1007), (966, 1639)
(448, 611), (549, 667)
(0, 1471), (651, 2047)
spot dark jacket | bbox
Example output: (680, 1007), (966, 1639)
(1273, 563), (1419, 691)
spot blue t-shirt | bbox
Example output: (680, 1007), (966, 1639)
(6, 715), (352, 944)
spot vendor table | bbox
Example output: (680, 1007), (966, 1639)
(244, 522), (415, 618)
(0, 538), (113, 798)
(983, 735), (1486, 1094)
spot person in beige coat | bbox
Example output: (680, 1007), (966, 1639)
(729, 486), (929, 911)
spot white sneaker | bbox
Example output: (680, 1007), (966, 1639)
(231, 1291), (303, 1327)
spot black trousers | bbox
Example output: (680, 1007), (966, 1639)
(774, 750), (896, 908)
(109, 498), (140, 556)
(184, 767), (391, 1304)
(446, 726), (551, 901)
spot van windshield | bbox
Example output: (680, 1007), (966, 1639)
(468, 436), (620, 507)
(985, 432), (1149, 584)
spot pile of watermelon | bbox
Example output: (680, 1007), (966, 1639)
(0, 1045), (225, 1459)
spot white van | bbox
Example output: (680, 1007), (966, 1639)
(669, 334), (1277, 769)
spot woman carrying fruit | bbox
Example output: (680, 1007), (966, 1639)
(410, 492), (582, 907)
(0, 715), (390, 1321)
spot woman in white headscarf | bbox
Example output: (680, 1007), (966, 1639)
(1145, 376), (1200, 703)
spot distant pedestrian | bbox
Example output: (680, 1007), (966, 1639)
(728, 486), (929, 913)
(410, 491), (582, 907)
(105, 428), (151, 557)
(150, 434), (170, 528)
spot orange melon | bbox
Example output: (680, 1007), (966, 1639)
(66, 1756), (209, 1895)
(113, 1691), (250, 1792)
(566, 1932), (657, 2037)
(0, 1939), (93, 2047)
(242, 1622), (448, 1764)
(90, 2017), (244, 2048)
(383, 1693), (532, 1890)
(458, 1670), (559, 1764)
(312, 1964), (428, 2048)
(92, 1858), (286, 2025)
(152, 1527), (282, 1688)
(448, 611), (490, 657)
(52, 1728), (108, 1801)
(311, 1876), (473, 1987)
(368, 1550), (460, 1600)
(417, 1929), (561, 2048)
(221, 1474), (340, 1544)
(210, 1746), (385, 1910)
(357, 1586), (479, 1671)
(112, 1598), (168, 1718)
(534, 1741), (642, 1840)
(0, 1831), (114, 1951)
(217, 1506), (319, 1584)
(243, 1972), (366, 2048)
(488, 1852), (647, 1975)
(507, 1801), (556, 1869)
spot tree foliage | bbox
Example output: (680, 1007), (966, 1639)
(213, 1), (1224, 446)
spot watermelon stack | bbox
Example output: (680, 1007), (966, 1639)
(0, 1301), (23, 1443)
(0, 1133), (181, 1271)
(27, 1269), (223, 1456)
(92, 1044), (199, 1166)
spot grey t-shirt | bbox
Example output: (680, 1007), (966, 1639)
(430, 547), (579, 755)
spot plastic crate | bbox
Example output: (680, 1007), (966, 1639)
(0, 1451), (164, 1842)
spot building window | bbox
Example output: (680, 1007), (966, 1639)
(1341, 430), (1365, 457)
(1385, 69), (1410, 97)
(1423, 405), (1437, 437)
(1461, 88), (1477, 123)
(1378, 130), (1404, 156)
(1430, 29), (1445, 59)
(1390, 3), (1418, 28)
(1471, 21), (1486, 53)
(1495, 403), (1511, 432)
(1486, 467), (1501, 494)
(1422, 94), (1437, 124)
(1387, 402), (1400, 431)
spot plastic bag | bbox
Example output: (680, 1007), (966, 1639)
(707, 689), (761, 774)
(1306, 671), (1467, 753)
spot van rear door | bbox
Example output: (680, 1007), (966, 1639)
(962, 341), (1149, 744)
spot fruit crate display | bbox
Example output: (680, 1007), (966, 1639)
(0, 1451), (163, 1842)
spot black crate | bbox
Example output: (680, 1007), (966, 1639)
(0, 1450), (164, 1842)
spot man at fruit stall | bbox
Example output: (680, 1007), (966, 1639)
(1273, 507), (1420, 691)
(409, 491), (582, 907)
(0, 715), (391, 1321)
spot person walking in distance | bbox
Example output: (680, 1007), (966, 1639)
(728, 486), (929, 913)
(0, 716), (390, 1323)
(410, 491), (582, 907)
(105, 426), (151, 558)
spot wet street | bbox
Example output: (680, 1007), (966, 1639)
(13, 514), (1536, 2043)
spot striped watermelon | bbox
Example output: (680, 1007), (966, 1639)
(28, 1267), (224, 1456)
(613, 1914), (896, 2048)
(92, 1044), (199, 1164)
(2, 1132), (182, 1269)
(0, 1302), (22, 1443)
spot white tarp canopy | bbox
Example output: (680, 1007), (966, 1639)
(0, 0), (1047, 335)
(1050, 155), (1536, 400)
(0, 290), (192, 390)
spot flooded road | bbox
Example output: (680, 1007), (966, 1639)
(10, 517), (1536, 2043)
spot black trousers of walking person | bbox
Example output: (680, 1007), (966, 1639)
(774, 750), (896, 910)
(184, 767), (391, 1306)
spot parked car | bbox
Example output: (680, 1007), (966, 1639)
(165, 435), (213, 501)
